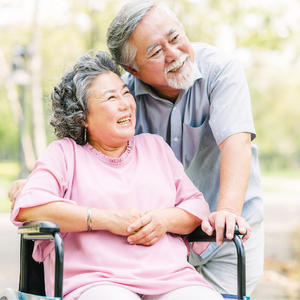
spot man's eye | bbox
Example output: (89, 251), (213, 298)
(172, 34), (179, 42)
(108, 96), (116, 100)
(151, 49), (162, 57)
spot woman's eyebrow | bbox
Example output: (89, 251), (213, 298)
(103, 89), (116, 96)
(103, 84), (128, 96)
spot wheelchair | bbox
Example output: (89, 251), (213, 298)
(0, 222), (249, 300)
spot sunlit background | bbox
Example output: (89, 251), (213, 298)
(0, 0), (299, 298)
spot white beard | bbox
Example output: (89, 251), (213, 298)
(165, 57), (194, 90)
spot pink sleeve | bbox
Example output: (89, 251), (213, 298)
(160, 138), (210, 220)
(11, 139), (76, 227)
(10, 139), (77, 262)
(160, 137), (211, 255)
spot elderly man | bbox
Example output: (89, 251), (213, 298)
(106, 0), (264, 296)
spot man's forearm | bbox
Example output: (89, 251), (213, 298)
(218, 132), (252, 215)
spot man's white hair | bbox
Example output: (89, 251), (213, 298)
(106, 0), (184, 71)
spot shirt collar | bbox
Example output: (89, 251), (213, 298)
(134, 62), (203, 99)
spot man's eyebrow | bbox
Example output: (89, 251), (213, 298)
(146, 29), (178, 55)
(147, 43), (159, 55)
(168, 28), (177, 36)
(103, 84), (128, 96)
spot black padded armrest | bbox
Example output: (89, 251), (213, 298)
(18, 221), (60, 240)
(18, 221), (64, 299)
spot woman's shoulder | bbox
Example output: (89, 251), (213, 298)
(134, 133), (173, 158)
(46, 137), (78, 151)
(40, 138), (80, 161)
(134, 133), (166, 147)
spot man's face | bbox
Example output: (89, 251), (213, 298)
(128, 8), (195, 100)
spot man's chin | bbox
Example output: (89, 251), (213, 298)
(166, 61), (194, 90)
(166, 74), (194, 90)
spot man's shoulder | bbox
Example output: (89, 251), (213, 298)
(192, 42), (237, 67)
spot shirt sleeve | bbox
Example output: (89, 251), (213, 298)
(209, 58), (256, 145)
(10, 139), (77, 262)
(157, 137), (210, 255)
(158, 136), (210, 221)
(11, 139), (77, 227)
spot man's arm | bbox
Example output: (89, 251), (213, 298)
(201, 132), (252, 244)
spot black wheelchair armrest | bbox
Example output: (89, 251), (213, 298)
(18, 221), (64, 299)
(188, 225), (246, 300)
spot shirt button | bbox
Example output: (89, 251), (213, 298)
(173, 107), (176, 111)
(174, 137), (178, 142)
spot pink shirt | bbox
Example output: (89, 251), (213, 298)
(12, 134), (212, 299)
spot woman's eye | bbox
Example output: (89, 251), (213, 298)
(108, 96), (116, 100)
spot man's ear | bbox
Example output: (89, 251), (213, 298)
(125, 65), (140, 78)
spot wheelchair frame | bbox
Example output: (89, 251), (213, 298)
(3, 222), (248, 300)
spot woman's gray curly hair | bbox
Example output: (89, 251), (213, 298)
(49, 51), (121, 145)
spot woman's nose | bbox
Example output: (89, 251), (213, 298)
(118, 96), (130, 110)
(165, 45), (180, 63)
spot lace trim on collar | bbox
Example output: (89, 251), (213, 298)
(83, 137), (134, 164)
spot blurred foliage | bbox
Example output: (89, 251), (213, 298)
(0, 90), (19, 160)
(0, 162), (20, 212)
(0, 0), (299, 172)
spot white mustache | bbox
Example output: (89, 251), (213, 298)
(164, 53), (189, 74)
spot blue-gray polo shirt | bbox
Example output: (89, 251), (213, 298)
(123, 42), (263, 259)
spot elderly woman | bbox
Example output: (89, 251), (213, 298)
(11, 51), (223, 300)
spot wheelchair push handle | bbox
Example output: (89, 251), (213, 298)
(188, 224), (246, 242)
(188, 225), (247, 300)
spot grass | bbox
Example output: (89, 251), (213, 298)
(0, 162), (20, 212)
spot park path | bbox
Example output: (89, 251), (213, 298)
(0, 212), (19, 291)
(252, 176), (300, 299)
(1, 176), (300, 298)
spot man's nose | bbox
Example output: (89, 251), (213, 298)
(165, 44), (180, 63)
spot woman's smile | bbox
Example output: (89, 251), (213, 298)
(117, 115), (132, 125)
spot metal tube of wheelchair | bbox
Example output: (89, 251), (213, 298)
(233, 235), (247, 300)
(19, 235), (28, 292)
(54, 232), (64, 299)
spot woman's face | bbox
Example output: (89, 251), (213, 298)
(86, 71), (136, 150)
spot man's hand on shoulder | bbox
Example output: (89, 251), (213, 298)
(201, 210), (251, 245)
(8, 179), (27, 210)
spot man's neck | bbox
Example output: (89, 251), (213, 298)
(149, 85), (180, 104)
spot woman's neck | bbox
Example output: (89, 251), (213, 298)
(88, 140), (129, 158)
